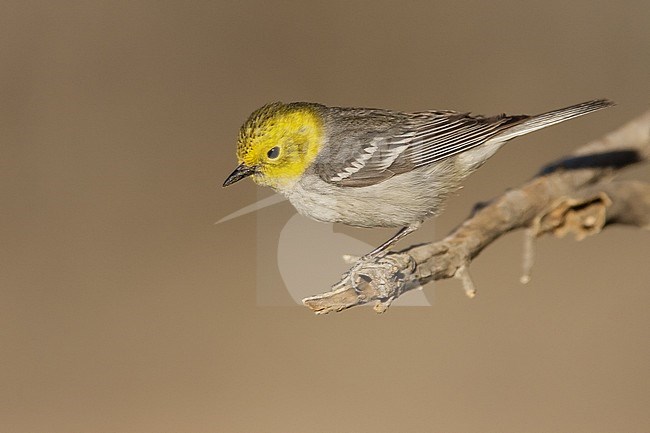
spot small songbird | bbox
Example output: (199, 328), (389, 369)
(224, 99), (613, 258)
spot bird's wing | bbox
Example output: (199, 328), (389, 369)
(317, 110), (527, 187)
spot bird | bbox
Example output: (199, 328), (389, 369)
(223, 99), (613, 259)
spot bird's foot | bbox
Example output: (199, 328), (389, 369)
(342, 252), (415, 301)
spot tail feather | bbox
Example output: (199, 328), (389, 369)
(493, 99), (615, 143)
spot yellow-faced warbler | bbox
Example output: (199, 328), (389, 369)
(224, 99), (613, 258)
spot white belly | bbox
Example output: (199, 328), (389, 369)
(281, 159), (464, 228)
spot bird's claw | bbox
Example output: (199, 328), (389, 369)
(343, 253), (415, 301)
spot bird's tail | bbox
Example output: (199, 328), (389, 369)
(493, 99), (615, 143)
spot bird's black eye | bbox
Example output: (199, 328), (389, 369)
(267, 146), (280, 159)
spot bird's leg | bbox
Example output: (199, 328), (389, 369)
(361, 221), (422, 261)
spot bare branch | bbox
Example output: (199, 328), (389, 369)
(303, 110), (650, 314)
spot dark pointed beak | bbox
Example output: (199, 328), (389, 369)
(223, 163), (256, 187)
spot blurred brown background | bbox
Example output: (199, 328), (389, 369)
(1, 1), (649, 432)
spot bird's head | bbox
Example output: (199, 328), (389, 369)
(223, 102), (324, 190)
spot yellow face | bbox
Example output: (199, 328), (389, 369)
(233, 102), (323, 189)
